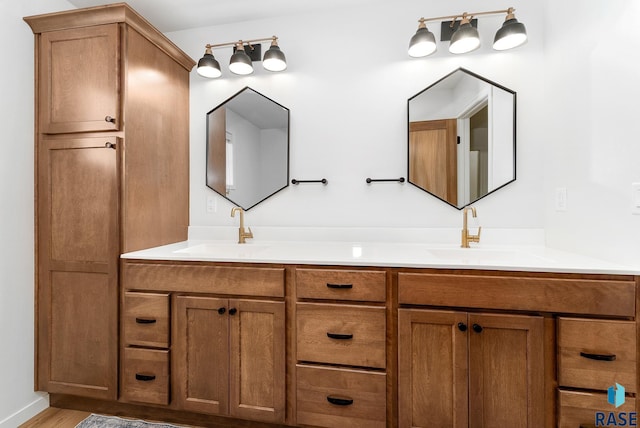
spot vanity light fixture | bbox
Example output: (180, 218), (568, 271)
(197, 36), (287, 78)
(408, 7), (527, 57)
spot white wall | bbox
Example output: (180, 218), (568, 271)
(167, 0), (546, 232)
(543, 0), (640, 266)
(0, 1), (75, 426)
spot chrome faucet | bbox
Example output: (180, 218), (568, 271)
(461, 206), (481, 248)
(231, 207), (253, 244)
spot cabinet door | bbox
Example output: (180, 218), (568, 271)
(173, 296), (229, 415)
(39, 24), (120, 133)
(229, 299), (286, 423)
(398, 309), (469, 428)
(468, 313), (544, 428)
(36, 137), (119, 399)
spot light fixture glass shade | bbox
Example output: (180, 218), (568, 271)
(229, 46), (253, 75)
(449, 21), (480, 54)
(493, 18), (527, 50)
(408, 26), (437, 57)
(196, 50), (222, 78)
(263, 44), (287, 72)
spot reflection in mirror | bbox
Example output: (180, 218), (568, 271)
(206, 87), (289, 210)
(408, 68), (516, 209)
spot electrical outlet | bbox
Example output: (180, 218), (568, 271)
(555, 187), (567, 212)
(206, 196), (216, 213)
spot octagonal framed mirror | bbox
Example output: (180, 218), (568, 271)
(206, 87), (290, 210)
(408, 68), (516, 209)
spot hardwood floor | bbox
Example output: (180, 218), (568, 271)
(19, 407), (90, 427)
(19, 407), (200, 428)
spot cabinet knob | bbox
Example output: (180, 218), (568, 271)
(472, 323), (483, 333)
(104, 142), (116, 150)
(105, 115), (116, 124)
(458, 322), (468, 332)
(229, 308), (237, 316)
(218, 307), (226, 315)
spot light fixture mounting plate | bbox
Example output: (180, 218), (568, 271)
(440, 18), (478, 41)
(233, 43), (262, 62)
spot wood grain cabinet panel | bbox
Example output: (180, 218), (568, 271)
(121, 348), (169, 406)
(558, 317), (637, 392)
(296, 268), (386, 302)
(123, 292), (170, 348)
(37, 138), (119, 399)
(296, 303), (386, 369)
(173, 296), (285, 424)
(398, 309), (544, 428)
(296, 364), (386, 428)
(26, 3), (194, 400)
(558, 390), (637, 428)
(38, 25), (120, 134)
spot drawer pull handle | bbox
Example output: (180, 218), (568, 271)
(580, 352), (616, 362)
(135, 317), (156, 324)
(135, 373), (156, 382)
(327, 332), (353, 340)
(326, 283), (353, 289)
(326, 396), (354, 406)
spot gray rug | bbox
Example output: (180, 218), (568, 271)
(75, 414), (186, 428)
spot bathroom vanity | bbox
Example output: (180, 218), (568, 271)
(111, 240), (640, 428)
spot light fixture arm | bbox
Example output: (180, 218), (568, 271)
(417, 8), (515, 25)
(205, 36), (278, 51)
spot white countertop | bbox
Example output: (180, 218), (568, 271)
(121, 238), (640, 275)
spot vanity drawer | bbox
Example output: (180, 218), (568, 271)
(296, 303), (386, 368)
(296, 364), (386, 428)
(558, 317), (637, 392)
(123, 292), (170, 348)
(121, 348), (169, 405)
(558, 389), (636, 428)
(122, 262), (284, 297)
(296, 268), (386, 302)
(398, 272), (636, 316)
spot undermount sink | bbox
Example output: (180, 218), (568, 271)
(424, 247), (551, 264)
(173, 242), (270, 258)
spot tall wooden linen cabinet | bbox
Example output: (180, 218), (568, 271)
(24, 4), (194, 399)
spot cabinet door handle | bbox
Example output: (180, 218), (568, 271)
(472, 324), (483, 333)
(105, 115), (116, 123)
(218, 307), (226, 315)
(135, 373), (156, 382)
(326, 396), (354, 406)
(135, 317), (156, 324)
(579, 352), (616, 362)
(104, 142), (116, 150)
(229, 308), (237, 316)
(327, 332), (353, 340)
(458, 322), (468, 332)
(326, 283), (353, 289)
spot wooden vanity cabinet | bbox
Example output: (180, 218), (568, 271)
(398, 308), (544, 428)
(397, 270), (639, 428)
(174, 296), (286, 423)
(121, 261), (287, 424)
(25, 4), (194, 400)
(295, 268), (388, 428)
